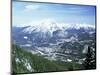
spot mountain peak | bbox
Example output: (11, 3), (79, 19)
(19, 19), (95, 34)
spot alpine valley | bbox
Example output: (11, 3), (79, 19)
(12, 20), (96, 73)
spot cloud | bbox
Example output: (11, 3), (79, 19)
(24, 5), (41, 12)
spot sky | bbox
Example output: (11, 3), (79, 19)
(12, 1), (96, 26)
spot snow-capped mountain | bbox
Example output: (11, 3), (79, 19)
(12, 19), (95, 46)
(19, 19), (95, 35)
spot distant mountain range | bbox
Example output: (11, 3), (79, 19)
(14, 20), (95, 35)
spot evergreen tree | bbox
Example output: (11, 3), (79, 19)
(83, 46), (96, 69)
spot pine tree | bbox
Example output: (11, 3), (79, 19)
(83, 46), (96, 69)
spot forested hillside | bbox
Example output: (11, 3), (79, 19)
(12, 44), (83, 74)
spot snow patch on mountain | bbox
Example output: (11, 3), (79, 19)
(20, 44), (32, 47)
(24, 36), (28, 39)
